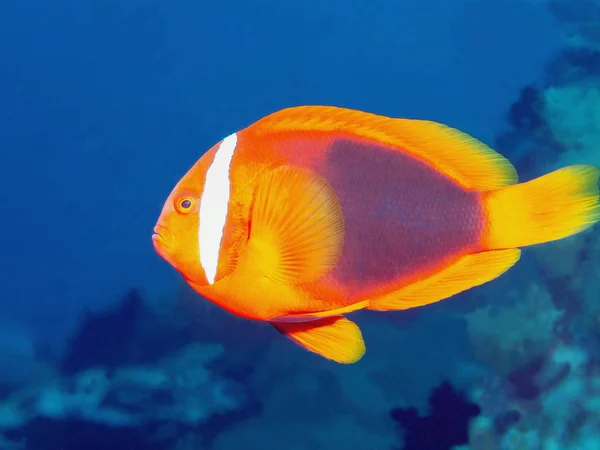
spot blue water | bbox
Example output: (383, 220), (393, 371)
(1, 0), (599, 448)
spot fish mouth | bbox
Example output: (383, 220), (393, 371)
(152, 225), (173, 258)
(152, 232), (164, 248)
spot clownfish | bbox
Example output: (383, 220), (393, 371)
(152, 106), (600, 363)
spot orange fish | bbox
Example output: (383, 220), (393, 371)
(152, 106), (600, 363)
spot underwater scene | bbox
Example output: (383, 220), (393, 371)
(2, 0), (600, 448)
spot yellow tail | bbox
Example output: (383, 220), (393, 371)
(483, 164), (600, 249)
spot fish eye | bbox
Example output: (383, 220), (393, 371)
(175, 197), (195, 214)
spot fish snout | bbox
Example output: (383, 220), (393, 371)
(152, 224), (174, 256)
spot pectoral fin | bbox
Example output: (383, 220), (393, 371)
(248, 165), (345, 284)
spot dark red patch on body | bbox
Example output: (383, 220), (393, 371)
(324, 138), (485, 296)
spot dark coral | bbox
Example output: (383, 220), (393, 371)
(561, 48), (600, 75)
(3, 417), (168, 450)
(493, 409), (521, 435)
(60, 289), (146, 374)
(506, 356), (545, 401)
(508, 85), (544, 133)
(495, 83), (566, 179)
(59, 288), (197, 375)
(389, 381), (481, 450)
(545, 47), (600, 87)
(547, 0), (600, 25)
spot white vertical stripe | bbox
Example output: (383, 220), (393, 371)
(198, 133), (238, 284)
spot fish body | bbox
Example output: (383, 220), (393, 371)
(153, 106), (600, 363)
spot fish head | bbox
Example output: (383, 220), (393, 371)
(153, 145), (221, 287)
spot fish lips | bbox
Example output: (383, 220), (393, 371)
(152, 225), (174, 263)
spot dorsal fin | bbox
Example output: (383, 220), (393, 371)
(247, 105), (518, 191)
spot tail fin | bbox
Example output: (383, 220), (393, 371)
(483, 164), (600, 249)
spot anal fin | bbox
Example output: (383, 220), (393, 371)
(271, 316), (366, 364)
(369, 249), (521, 311)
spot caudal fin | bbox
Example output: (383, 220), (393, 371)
(483, 164), (600, 249)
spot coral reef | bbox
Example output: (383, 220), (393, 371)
(457, 4), (600, 447)
(0, 340), (252, 449)
(465, 281), (563, 376)
(0, 291), (254, 450)
(467, 344), (600, 449)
